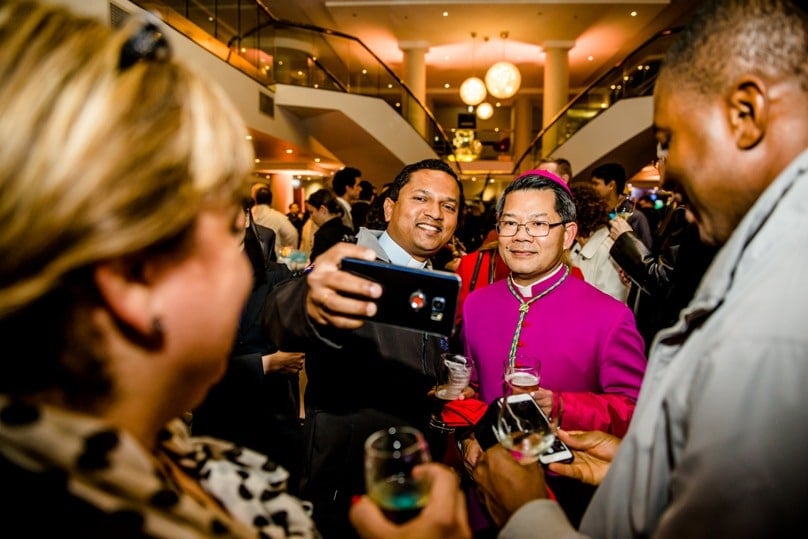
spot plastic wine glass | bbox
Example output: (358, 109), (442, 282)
(435, 353), (472, 401)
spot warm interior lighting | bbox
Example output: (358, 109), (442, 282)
(485, 61), (521, 99)
(459, 32), (487, 106)
(476, 102), (494, 120)
(460, 77), (487, 106)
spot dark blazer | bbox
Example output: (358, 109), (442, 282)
(310, 216), (354, 262)
(610, 205), (717, 352)
(192, 260), (304, 493)
(263, 269), (447, 538)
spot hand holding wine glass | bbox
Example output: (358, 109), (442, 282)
(350, 462), (472, 539)
(435, 353), (472, 401)
(364, 426), (432, 523)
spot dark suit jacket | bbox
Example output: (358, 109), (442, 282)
(192, 261), (304, 493)
(263, 267), (447, 538)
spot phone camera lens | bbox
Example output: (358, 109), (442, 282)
(432, 297), (446, 312)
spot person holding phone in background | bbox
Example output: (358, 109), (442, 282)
(263, 159), (464, 538)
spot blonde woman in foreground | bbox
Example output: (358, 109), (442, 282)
(0, 1), (319, 536)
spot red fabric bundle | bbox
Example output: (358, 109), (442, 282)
(441, 398), (488, 427)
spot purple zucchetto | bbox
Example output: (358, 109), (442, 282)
(517, 169), (572, 197)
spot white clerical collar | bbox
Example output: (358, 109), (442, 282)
(513, 264), (564, 297)
(378, 231), (429, 269)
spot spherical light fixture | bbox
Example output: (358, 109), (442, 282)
(476, 102), (494, 120)
(485, 61), (521, 99)
(459, 76), (487, 106)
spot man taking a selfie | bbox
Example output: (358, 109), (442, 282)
(263, 158), (463, 538)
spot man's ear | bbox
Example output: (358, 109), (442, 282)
(93, 259), (154, 338)
(729, 75), (767, 150)
(383, 196), (395, 223)
(562, 221), (578, 250)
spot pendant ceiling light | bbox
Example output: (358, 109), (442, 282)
(476, 102), (494, 120)
(460, 77), (487, 106)
(459, 32), (487, 106)
(485, 31), (521, 99)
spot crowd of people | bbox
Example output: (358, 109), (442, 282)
(1, 1), (806, 539)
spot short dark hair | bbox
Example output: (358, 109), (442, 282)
(332, 166), (362, 196)
(254, 186), (273, 205)
(364, 187), (391, 230)
(388, 159), (463, 206)
(540, 157), (573, 180)
(659, 0), (808, 96)
(591, 162), (627, 194)
(496, 173), (576, 224)
(554, 158), (573, 180)
(357, 180), (374, 201)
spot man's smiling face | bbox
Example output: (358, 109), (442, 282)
(383, 169), (460, 261)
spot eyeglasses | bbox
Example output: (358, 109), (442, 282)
(496, 220), (567, 238)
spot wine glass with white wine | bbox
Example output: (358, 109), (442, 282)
(364, 426), (432, 523)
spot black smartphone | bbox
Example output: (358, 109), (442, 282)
(473, 394), (574, 465)
(338, 257), (461, 337)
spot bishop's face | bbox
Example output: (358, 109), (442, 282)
(497, 188), (576, 286)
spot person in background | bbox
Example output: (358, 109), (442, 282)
(471, 1), (808, 538)
(307, 188), (355, 262)
(331, 166), (362, 231)
(538, 157), (573, 183)
(192, 198), (306, 494)
(0, 2), (317, 536)
(459, 172), (645, 531)
(263, 159), (464, 539)
(362, 184), (392, 230)
(351, 179), (376, 230)
(252, 184), (299, 255)
(635, 193), (663, 237)
(609, 176), (717, 355)
(299, 213), (319, 261)
(569, 182), (629, 302)
(590, 162), (653, 249)
(287, 201), (308, 246)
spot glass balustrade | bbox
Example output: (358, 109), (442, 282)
(512, 27), (681, 174)
(134, 1), (457, 165)
(133, 2), (680, 177)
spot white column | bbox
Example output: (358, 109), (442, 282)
(399, 40), (430, 138)
(542, 40), (574, 159)
(512, 95), (532, 173)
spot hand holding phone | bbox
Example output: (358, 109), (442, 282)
(474, 393), (573, 465)
(338, 257), (461, 336)
(302, 243), (382, 330)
